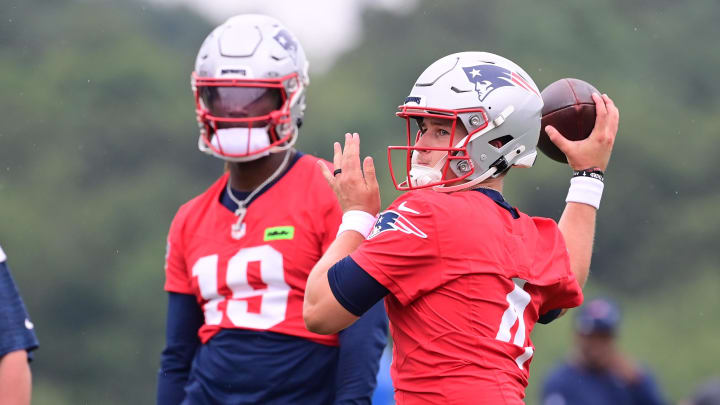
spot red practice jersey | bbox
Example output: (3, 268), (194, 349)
(351, 189), (583, 404)
(164, 154), (342, 345)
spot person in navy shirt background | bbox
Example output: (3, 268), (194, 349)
(541, 298), (666, 405)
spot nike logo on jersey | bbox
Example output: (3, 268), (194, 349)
(368, 210), (427, 239)
(397, 201), (420, 214)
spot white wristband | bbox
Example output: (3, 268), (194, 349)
(337, 210), (377, 239)
(566, 176), (604, 209)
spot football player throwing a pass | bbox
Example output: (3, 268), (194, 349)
(304, 52), (619, 404)
(157, 15), (388, 405)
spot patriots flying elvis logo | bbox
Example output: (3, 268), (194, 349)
(462, 64), (538, 101)
(273, 30), (298, 60)
(368, 210), (427, 240)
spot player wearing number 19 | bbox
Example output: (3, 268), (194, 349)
(157, 15), (388, 405)
(304, 52), (619, 404)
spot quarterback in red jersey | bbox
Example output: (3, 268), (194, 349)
(157, 15), (388, 405)
(304, 52), (619, 404)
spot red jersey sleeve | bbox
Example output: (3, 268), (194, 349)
(529, 217), (584, 312)
(539, 274), (584, 314)
(351, 194), (443, 305)
(164, 205), (193, 294)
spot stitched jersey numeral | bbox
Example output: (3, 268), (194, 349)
(495, 278), (534, 369)
(192, 245), (290, 329)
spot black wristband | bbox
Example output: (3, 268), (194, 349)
(573, 167), (604, 182)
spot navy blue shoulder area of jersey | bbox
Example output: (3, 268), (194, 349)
(328, 256), (389, 316)
(473, 187), (520, 219)
(219, 151), (305, 213)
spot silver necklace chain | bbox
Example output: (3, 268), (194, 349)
(226, 150), (293, 239)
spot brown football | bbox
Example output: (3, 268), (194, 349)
(538, 78), (600, 163)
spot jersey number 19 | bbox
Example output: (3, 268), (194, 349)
(192, 245), (290, 330)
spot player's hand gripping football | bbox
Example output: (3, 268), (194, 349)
(546, 93), (619, 171)
(318, 132), (381, 216)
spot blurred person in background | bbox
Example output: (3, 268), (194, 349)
(156, 14), (388, 405)
(0, 243), (39, 405)
(541, 297), (666, 405)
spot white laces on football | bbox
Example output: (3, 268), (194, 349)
(226, 149), (293, 239)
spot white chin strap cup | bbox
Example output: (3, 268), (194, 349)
(409, 164), (442, 187)
(211, 127), (271, 158)
(199, 126), (299, 162)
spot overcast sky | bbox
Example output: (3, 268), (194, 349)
(147, 0), (418, 72)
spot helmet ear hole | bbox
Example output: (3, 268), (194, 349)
(489, 135), (513, 149)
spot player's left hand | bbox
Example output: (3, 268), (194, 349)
(318, 132), (381, 216)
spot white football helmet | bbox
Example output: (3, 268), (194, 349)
(192, 14), (309, 161)
(390, 52), (543, 192)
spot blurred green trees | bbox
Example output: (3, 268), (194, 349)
(1, 0), (718, 403)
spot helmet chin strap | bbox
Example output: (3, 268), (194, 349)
(432, 166), (497, 193)
(433, 144), (525, 193)
(431, 105), (518, 193)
